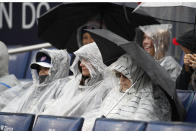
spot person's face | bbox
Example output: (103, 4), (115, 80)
(82, 32), (94, 45)
(142, 34), (155, 57)
(38, 66), (50, 76)
(179, 45), (192, 54)
(80, 59), (90, 77)
(115, 71), (132, 92)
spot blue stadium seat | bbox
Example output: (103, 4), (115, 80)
(93, 118), (146, 131)
(24, 50), (38, 79)
(146, 121), (196, 131)
(0, 112), (35, 131)
(177, 90), (194, 111)
(185, 92), (196, 123)
(32, 115), (84, 131)
(9, 52), (31, 79)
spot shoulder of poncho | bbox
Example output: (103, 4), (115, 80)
(160, 56), (181, 71)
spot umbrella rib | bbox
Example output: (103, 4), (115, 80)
(155, 17), (195, 25)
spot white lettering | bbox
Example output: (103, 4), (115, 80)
(36, 2), (50, 18)
(22, 2), (35, 29)
(0, 3), (13, 29)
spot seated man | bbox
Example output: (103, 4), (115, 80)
(102, 54), (171, 121)
(136, 24), (181, 81)
(2, 49), (71, 113)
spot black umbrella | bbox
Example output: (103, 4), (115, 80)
(86, 28), (185, 121)
(38, 2), (159, 52)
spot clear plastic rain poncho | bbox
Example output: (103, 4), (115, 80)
(0, 41), (20, 92)
(42, 42), (114, 117)
(82, 54), (171, 131)
(2, 49), (71, 114)
(136, 24), (181, 81)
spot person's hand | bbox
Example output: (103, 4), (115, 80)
(189, 54), (196, 69)
(184, 54), (191, 65)
(184, 54), (192, 71)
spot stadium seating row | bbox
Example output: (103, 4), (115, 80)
(0, 90), (195, 131)
(0, 111), (196, 131)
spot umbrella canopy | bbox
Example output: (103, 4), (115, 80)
(134, 2), (196, 24)
(86, 28), (185, 121)
(38, 2), (159, 52)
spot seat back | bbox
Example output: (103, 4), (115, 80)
(24, 50), (38, 79)
(177, 90), (194, 111)
(185, 92), (196, 123)
(33, 115), (84, 131)
(93, 118), (146, 131)
(9, 52), (31, 79)
(146, 121), (196, 131)
(0, 112), (35, 131)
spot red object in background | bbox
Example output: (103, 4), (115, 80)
(172, 38), (180, 46)
(137, 2), (142, 5)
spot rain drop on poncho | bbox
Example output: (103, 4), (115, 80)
(2, 49), (71, 114)
(82, 54), (171, 131)
(136, 24), (181, 81)
(43, 42), (114, 117)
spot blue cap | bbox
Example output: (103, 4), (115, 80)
(31, 52), (52, 69)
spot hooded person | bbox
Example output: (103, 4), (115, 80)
(81, 54), (171, 131)
(173, 29), (196, 90)
(0, 41), (20, 92)
(77, 14), (107, 47)
(135, 24), (181, 81)
(2, 48), (71, 113)
(42, 42), (115, 117)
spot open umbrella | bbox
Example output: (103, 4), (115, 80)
(86, 28), (185, 121)
(37, 2), (159, 52)
(134, 2), (196, 24)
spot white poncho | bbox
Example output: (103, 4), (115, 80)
(2, 49), (71, 114)
(82, 54), (171, 131)
(43, 42), (114, 117)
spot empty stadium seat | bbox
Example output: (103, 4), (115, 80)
(93, 118), (146, 131)
(185, 92), (196, 123)
(0, 112), (35, 131)
(9, 52), (31, 79)
(32, 115), (84, 131)
(177, 90), (194, 111)
(146, 121), (196, 131)
(24, 50), (38, 79)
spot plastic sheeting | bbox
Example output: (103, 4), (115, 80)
(42, 42), (114, 117)
(2, 49), (71, 114)
(82, 54), (172, 131)
(136, 24), (181, 81)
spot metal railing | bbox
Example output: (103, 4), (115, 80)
(8, 43), (53, 54)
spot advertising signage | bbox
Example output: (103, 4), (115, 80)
(0, 2), (60, 46)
